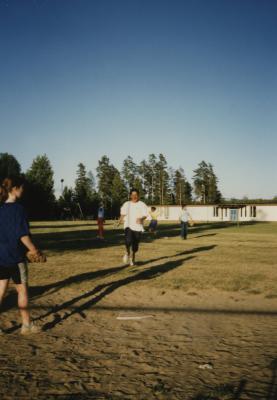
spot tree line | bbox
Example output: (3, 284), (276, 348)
(0, 151), (232, 219)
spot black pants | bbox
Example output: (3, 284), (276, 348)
(181, 221), (188, 239)
(125, 228), (141, 254)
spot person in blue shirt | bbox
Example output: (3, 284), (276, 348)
(97, 204), (105, 240)
(0, 176), (41, 334)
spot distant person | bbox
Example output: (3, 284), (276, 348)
(119, 188), (148, 266)
(97, 204), (105, 240)
(179, 204), (192, 240)
(149, 206), (160, 234)
(0, 176), (41, 334)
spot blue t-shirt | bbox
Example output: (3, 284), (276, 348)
(0, 202), (30, 267)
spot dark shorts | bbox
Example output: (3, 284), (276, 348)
(149, 220), (158, 230)
(124, 228), (141, 253)
(0, 265), (22, 284)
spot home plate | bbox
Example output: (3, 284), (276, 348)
(116, 315), (154, 320)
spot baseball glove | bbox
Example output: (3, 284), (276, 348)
(26, 250), (47, 263)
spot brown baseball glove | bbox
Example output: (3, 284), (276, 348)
(26, 250), (47, 263)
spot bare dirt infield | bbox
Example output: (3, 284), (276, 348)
(0, 221), (277, 399)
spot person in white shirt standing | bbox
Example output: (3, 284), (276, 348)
(119, 188), (149, 266)
(179, 204), (192, 240)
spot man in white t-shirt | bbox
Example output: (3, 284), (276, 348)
(119, 188), (149, 266)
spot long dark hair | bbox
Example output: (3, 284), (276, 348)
(0, 175), (25, 203)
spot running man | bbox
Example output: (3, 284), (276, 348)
(119, 188), (149, 266)
(179, 204), (193, 240)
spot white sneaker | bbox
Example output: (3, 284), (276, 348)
(130, 258), (135, 266)
(21, 322), (41, 335)
(123, 254), (129, 264)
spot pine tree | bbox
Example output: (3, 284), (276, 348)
(193, 161), (221, 203)
(121, 156), (138, 190)
(96, 155), (119, 213)
(207, 163), (222, 203)
(174, 168), (192, 205)
(147, 154), (158, 203)
(111, 172), (128, 217)
(138, 158), (154, 204)
(74, 163), (95, 216)
(58, 186), (76, 219)
(155, 154), (170, 205)
(25, 154), (56, 218)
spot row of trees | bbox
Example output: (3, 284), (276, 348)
(0, 152), (222, 219)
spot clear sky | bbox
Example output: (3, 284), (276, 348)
(1, 0), (276, 198)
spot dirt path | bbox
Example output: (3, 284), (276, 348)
(1, 283), (277, 399)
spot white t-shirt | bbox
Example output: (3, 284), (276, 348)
(98, 207), (105, 219)
(180, 209), (191, 222)
(121, 201), (149, 232)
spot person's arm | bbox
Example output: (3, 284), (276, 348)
(136, 216), (147, 224)
(118, 214), (126, 225)
(118, 203), (127, 225)
(17, 206), (39, 255)
(20, 235), (39, 254)
(137, 204), (149, 224)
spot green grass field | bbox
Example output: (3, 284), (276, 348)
(30, 220), (277, 300)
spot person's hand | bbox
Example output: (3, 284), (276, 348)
(136, 218), (143, 224)
(26, 249), (47, 263)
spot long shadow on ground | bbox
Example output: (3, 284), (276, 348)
(34, 245), (216, 330)
(39, 255), (196, 331)
(31, 222), (234, 253)
(1, 245), (216, 315)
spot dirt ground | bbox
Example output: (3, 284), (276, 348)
(0, 221), (276, 399)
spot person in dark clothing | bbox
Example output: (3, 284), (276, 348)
(0, 176), (41, 334)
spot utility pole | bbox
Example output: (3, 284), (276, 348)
(61, 178), (64, 194)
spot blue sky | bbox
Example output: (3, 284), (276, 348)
(1, 0), (276, 198)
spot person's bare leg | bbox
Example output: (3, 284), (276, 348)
(0, 279), (9, 306)
(15, 283), (31, 326)
(0, 280), (9, 332)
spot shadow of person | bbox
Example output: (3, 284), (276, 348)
(267, 359), (277, 400)
(1, 245), (217, 320)
(0, 264), (128, 315)
(136, 245), (217, 267)
(29, 265), (127, 300)
(194, 233), (217, 239)
(40, 255), (196, 331)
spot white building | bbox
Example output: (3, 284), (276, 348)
(149, 204), (277, 222)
